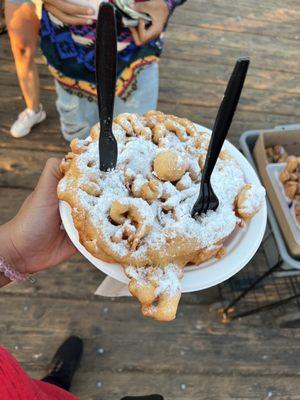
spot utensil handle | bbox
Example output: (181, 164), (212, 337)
(203, 57), (250, 179)
(95, 3), (117, 134)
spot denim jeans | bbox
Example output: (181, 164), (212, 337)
(55, 62), (159, 141)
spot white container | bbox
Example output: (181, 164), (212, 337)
(60, 124), (267, 292)
(266, 163), (300, 245)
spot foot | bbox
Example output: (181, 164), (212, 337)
(42, 336), (83, 391)
(0, 20), (6, 35)
(0, 11), (6, 35)
(10, 105), (46, 138)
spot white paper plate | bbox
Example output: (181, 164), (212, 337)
(59, 124), (267, 293)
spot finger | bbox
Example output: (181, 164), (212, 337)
(35, 158), (62, 198)
(129, 26), (143, 46)
(45, 4), (93, 25)
(45, 0), (94, 17)
(138, 19), (161, 44)
(43, 234), (77, 271)
(60, 234), (78, 259)
(137, 19), (148, 43)
(64, 234), (78, 253)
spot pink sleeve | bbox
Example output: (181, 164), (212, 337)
(0, 347), (80, 400)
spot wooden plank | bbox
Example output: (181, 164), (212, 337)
(0, 187), (31, 224)
(1, 34), (300, 78)
(157, 102), (298, 146)
(182, 0), (300, 16)
(1, 369), (298, 400)
(2, 260), (224, 307)
(0, 256), (222, 305)
(2, 62), (300, 99)
(0, 70), (58, 89)
(158, 79), (300, 117)
(0, 108), (296, 183)
(0, 106), (294, 151)
(165, 23), (300, 59)
(1, 84), (293, 127)
(0, 251), (268, 305)
(163, 40), (300, 75)
(0, 257), (106, 301)
(1, 298), (299, 376)
(1, 54), (296, 153)
(159, 59), (300, 94)
(0, 148), (63, 189)
(0, 115), (68, 153)
(1, 101), (295, 146)
(66, 373), (300, 400)
(171, 4), (300, 42)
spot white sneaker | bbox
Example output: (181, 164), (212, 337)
(10, 105), (46, 138)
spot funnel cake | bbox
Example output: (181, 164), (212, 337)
(58, 111), (265, 321)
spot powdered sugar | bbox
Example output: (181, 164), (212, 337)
(118, 138), (156, 178)
(125, 263), (181, 296)
(177, 173), (192, 189)
(239, 185), (266, 214)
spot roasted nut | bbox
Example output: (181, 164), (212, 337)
(284, 181), (297, 199)
(286, 156), (298, 172)
(176, 173), (192, 191)
(152, 123), (167, 144)
(153, 150), (188, 182)
(279, 169), (290, 183)
(80, 182), (101, 197)
(140, 180), (162, 201)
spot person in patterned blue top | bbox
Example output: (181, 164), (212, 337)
(41, 0), (187, 141)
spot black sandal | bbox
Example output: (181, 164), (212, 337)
(41, 336), (83, 391)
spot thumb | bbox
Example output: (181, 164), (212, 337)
(34, 158), (62, 202)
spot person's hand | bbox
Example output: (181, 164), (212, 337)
(0, 158), (77, 275)
(43, 0), (94, 25)
(130, 0), (169, 46)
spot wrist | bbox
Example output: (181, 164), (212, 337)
(0, 222), (26, 275)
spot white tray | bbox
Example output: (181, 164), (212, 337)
(240, 127), (300, 270)
(59, 124), (267, 293)
(266, 163), (300, 245)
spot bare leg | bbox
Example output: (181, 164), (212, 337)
(5, 1), (40, 111)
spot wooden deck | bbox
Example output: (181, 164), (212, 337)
(1, 0), (300, 399)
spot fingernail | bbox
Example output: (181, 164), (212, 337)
(87, 8), (94, 15)
(86, 19), (94, 24)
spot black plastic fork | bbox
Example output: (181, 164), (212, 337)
(191, 57), (250, 218)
